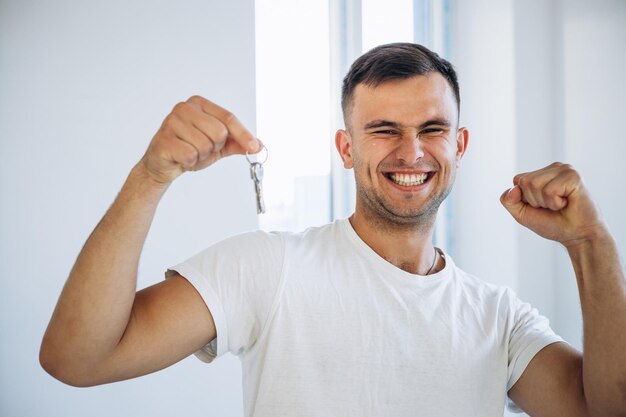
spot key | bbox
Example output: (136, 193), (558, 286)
(245, 145), (268, 214)
(250, 162), (266, 214)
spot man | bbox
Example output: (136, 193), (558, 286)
(40, 43), (626, 416)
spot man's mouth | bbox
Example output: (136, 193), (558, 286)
(386, 172), (430, 186)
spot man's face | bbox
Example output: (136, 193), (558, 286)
(336, 73), (468, 227)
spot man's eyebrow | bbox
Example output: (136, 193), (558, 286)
(363, 118), (452, 130)
(418, 118), (452, 129)
(363, 120), (402, 130)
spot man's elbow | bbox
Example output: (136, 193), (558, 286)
(39, 339), (99, 388)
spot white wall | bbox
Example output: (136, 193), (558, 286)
(0, 1), (257, 416)
(449, 0), (519, 290)
(452, 0), (625, 415)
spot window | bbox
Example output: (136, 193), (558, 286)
(255, 0), (332, 232)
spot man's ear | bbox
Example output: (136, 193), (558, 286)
(335, 129), (354, 169)
(455, 127), (469, 168)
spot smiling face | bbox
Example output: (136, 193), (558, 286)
(336, 73), (468, 229)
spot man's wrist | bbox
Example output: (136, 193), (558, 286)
(563, 223), (612, 249)
(126, 162), (172, 201)
(564, 224), (618, 275)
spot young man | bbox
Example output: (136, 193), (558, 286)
(40, 43), (626, 416)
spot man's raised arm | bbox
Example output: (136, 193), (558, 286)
(501, 162), (626, 417)
(39, 96), (261, 387)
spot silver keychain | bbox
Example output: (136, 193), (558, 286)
(245, 146), (268, 214)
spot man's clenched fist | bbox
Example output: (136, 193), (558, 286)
(500, 162), (607, 247)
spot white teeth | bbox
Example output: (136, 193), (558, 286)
(389, 173), (428, 186)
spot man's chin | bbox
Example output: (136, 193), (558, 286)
(357, 188), (444, 227)
(376, 203), (440, 227)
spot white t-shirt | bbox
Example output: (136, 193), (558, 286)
(168, 219), (563, 417)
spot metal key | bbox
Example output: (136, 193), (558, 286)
(250, 162), (266, 214)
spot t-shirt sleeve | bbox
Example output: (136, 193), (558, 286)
(166, 230), (285, 363)
(504, 288), (564, 413)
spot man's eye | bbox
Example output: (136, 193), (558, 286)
(421, 129), (445, 137)
(373, 130), (396, 135)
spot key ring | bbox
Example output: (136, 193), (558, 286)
(246, 144), (268, 164)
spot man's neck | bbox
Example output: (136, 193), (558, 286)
(348, 208), (440, 275)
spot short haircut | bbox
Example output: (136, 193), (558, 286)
(341, 42), (460, 129)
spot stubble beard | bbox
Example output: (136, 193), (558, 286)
(355, 168), (455, 234)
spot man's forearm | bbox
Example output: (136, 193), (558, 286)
(40, 162), (169, 384)
(568, 228), (626, 416)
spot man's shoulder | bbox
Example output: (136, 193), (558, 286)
(448, 260), (514, 303)
(211, 219), (343, 253)
(286, 219), (345, 241)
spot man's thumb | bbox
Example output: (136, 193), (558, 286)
(500, 185), (525, 221)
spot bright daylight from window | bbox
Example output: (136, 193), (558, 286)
(255, 0), (332, 232)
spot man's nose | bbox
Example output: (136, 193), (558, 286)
(395, 133), (424, 163)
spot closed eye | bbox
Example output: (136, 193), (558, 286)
(373, 130), (398, 135)
(420, 128), (447, 137)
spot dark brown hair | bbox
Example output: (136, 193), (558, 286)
(341, 43), (460, 128)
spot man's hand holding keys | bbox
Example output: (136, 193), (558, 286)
(140, 95), (262, 185)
